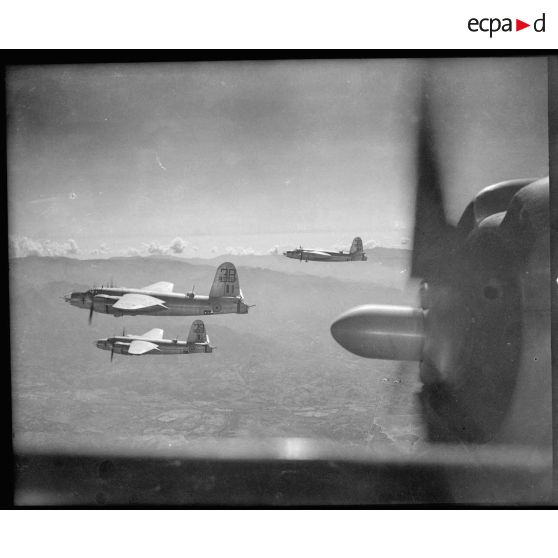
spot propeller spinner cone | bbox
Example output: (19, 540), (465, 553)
(331, 304), (425, 361)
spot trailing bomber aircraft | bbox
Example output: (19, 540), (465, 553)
(96, 320), (214, 361)
(283, 236), (367, 262)
(65, 262), (251, 323)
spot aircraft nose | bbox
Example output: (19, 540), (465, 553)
(66, 291), (92, 306)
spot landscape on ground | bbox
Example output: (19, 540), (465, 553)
(10, 247), (427, 457)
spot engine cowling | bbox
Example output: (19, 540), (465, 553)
(331, 177), (551, 445)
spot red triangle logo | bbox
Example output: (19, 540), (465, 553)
(516, 19), (530, 31)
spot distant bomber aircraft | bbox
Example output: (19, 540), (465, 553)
(96, 320), (214, 360)
(65, 262), (251, 323)
(283, 237), (367, 262)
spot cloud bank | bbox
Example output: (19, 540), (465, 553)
(90, 242), (109, 256)
(140, 236), (188, 256)
(225, 246), (257, 256)
(146, 242), (167, 255)
(169, 237), (187, 254)
(9, 236), (81, 258)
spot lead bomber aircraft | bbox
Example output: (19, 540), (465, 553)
(65, 261), (251, 323)
(96, 320), (214, 361)
(283, 236), (367, 262)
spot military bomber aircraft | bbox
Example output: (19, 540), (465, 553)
(283, 236), (367, 262)
(65, 262), (251, 323)
(96, 320), (214, 360)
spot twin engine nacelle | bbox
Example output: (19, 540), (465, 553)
(331, 177), (550, 445)
(332, 177), (549, 361)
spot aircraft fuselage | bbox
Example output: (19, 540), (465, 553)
(66, 288), (249, 317)
(96, 335), (213, 355)
(283, 250), (367, 262)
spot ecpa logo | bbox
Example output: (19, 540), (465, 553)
(468, 12), (546, 37)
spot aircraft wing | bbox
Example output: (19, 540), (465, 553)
(142, 281), (174, 293)
(140, 328), (164, 340)
(310, 251), (331, 257)
(112, 293), (167, 312)
(93, 294), (120, 302)
(127, 340), (160, 355)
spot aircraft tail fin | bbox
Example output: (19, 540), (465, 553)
(349, 237), (364, 254)
(209, 262), (240, 298)
(187, 320), (208, 344)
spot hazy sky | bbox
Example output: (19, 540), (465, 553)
(7, 58), (549, 258)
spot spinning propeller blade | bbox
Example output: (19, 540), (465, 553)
(410, 90), (456, 280)
(88, 297), (94, 325)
